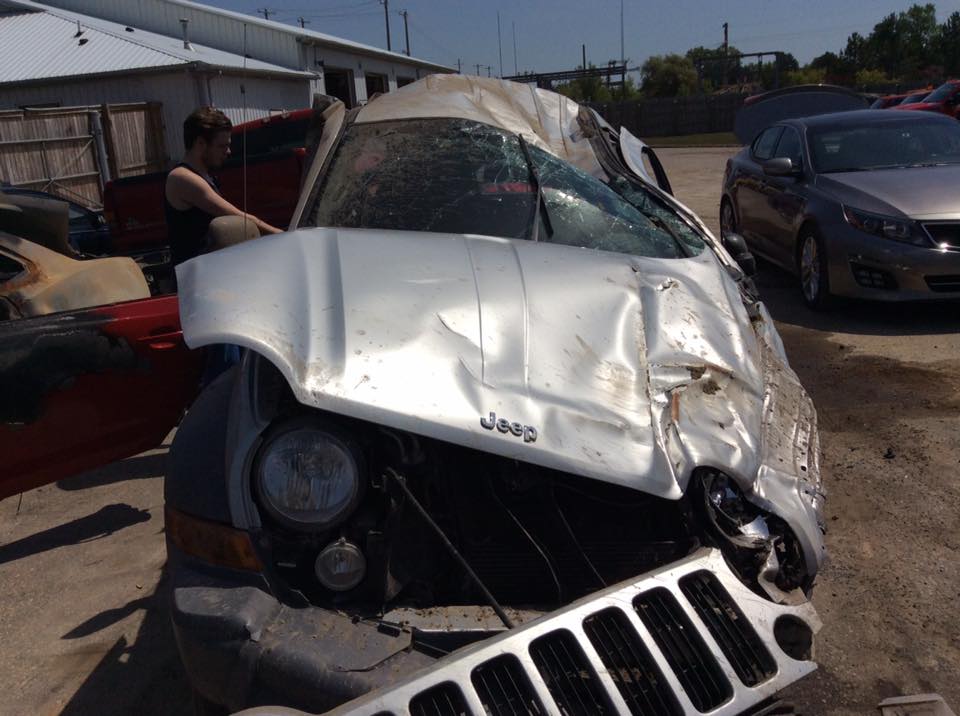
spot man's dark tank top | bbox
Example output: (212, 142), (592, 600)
(164, 163), (222, 265)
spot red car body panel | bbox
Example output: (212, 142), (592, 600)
(890, 81), (960, 118)
(0, 294), (202, 498)
(103, 109), (313, 255)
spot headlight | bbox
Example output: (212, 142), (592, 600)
(254, 422), (362, 532)
(842, 205), (929, 246)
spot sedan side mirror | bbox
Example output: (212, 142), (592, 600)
(763, 157), (801, 177)
(722, 232), (757, 277)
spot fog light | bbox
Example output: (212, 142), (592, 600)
(314, 538), (366, 592)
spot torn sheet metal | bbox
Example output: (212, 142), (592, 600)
(177, 226), (825, 573)
(352, 74), (605, 180)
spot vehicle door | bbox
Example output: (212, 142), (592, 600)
(735, 126), (782, 255)
(0, 294), (203, 499)
(762, 125), (808, 267)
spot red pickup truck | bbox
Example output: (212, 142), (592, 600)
(102, 109), (314, 257)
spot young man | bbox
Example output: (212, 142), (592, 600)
(164, 107), (282, 265)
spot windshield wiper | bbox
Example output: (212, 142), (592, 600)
(517, 135), (553, 242)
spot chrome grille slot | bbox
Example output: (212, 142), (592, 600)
(633, 587), (732, 711)
(409, 682), (469, 716)
(582, 607), (683, 716)
(471, 654), (544, 716)
(529, 629), (612, 715)
(680, 571), (777, 687)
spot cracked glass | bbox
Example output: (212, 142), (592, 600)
(308, 118), (690, 258)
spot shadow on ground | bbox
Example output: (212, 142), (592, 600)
(754, 261), (960, 337)
(57, 452), (168, 492)
(0, 503), (150, 565)
(58, 568), (191, 716)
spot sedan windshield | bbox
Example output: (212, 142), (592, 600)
(809, 119), (960, 173)
(306, 118), (692, 259)
(925, 82), (959, 103)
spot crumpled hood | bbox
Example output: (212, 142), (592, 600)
(178, 228), (778, 500)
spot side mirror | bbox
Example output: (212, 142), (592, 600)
(763, 157), (801, 177)
(722, 232), (757, 277)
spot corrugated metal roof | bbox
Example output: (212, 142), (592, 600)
(165, 0), (456, 72)
(0, 0), (311, 84)
(33, 0), (455, 73)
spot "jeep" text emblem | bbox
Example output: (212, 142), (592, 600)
(480, 412), (538, 443)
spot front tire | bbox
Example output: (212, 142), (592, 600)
(720, 198), (737, 237)
(797, 229), (832, 310)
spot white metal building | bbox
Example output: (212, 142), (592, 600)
(0, 0), (452, 161)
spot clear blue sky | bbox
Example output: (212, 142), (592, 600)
(205, 0), (960, 74)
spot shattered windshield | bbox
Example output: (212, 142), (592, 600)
(307, 118), (690, 259)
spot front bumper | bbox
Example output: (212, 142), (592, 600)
(208, 548), (820, 716)
(168, 547), (435, 713)
(823, 220), (960, 301)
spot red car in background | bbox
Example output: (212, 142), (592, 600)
(102, 108), (315, 257)
(892, 79), (960, 118)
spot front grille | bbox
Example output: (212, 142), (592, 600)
(582, 608), (682, 716)
(529, 630), (612, 715)
(925, 274), (960, 293)
(315, 549), (821, 716)
(409, 683), (469, 716)
(633, 588), (732, 711)
(849, 261), (897, 290)
(922, 222), (960, 251)
(680, 571), (777, 687)
(471, 655), (544, 716)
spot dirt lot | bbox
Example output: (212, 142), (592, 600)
(2, 146), (959, 715)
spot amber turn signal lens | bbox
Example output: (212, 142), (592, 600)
(164, 506), (263, 572)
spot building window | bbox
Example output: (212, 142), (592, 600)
(324, 68), (355, 108)
(365, 72), (387, 99)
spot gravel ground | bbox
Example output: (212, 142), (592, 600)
(1, 146), (958, 715)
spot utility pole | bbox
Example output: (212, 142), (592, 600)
(297, 16), (309, 29)
(582, 43), (586, 70)
(475, 63), (481, 76)
(497, 11), (503, 78)
(398, 10), (410, 56)
(512, 21), (518, 75)
(722, 22), (729, 86)
(380, 0), (391, 52)
(457, 58), (462, 73)
(620, 0), (624, 66)
(256, 8), (272, 20)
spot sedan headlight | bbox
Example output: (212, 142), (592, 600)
(254, 422), (362, 532)
(842, 205), (929, 246)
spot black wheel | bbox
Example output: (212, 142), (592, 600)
(797, 228), (832, 310)
(720, 198), (737, 237)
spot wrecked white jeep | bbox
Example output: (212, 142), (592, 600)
(166, 75), (825, 716)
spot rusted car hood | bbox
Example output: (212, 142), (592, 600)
(178, 229), (822, 564)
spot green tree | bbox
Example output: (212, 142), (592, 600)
(554, 65), (613, 103)
(935, 11), (960, 76)
(783, 67), (826, 87)
(686, 45), (740, 89)
(641, 54), (698, 97)
(854, 68), (891, 88)
(809, 51), (854, 84)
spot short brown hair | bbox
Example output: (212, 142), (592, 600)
(183, 106), (232, 149)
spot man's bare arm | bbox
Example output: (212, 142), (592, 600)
(166, 168), (283, 234)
